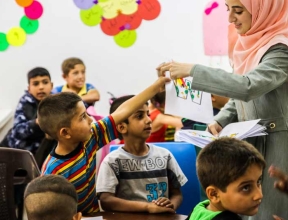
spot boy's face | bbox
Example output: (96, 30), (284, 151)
(217, 164), (263, 216)
(63, 64), (86, 90)
(69, 101), (93, 142)
(122, 104), (152, 141)
(28, 76), (53, 101)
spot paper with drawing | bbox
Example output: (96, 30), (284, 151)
(165, 73), (214, 124)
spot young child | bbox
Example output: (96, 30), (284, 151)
(52, 57), (100, 108)
(187, 138), (265, 220)
(39, 77), (170, 215)
(24, 175), (82, 220)
(146, 91), (183, 142)
(0, 67), (53, 154)
(96, 95), (187, 213)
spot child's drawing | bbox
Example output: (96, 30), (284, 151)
(165, 73), (214, 124)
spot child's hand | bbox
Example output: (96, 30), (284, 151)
(152, 197), (174, 209)
(155, 76), (171, 92)
(269, 165), (288, 195)
(273, 215), (284, 220)
(147, 202), (175, 214)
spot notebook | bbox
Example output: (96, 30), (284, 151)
(175, 119), (267, 148)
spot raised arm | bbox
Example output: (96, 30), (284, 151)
(157, 44), (288, 102)
(111, 77), (170, 125)
(153, 114), (183, 132)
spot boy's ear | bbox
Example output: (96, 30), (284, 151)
(62, 73), (66, 79)
(206, 186), (221, 203)
(116, 122), (128, 136)
(73, 212), (82, 220)
(27, 85), (30, 92)
(59, 127), (71, 139)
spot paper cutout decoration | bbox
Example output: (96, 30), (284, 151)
(114, 29), (137, 48)
(80, 4), (103, 26)
(73, 0), (161, 48)
(0, 0), (43, 52)
(16, 0), (33, 7)
(73, 0), (95, 10)
(165, 73), (214, 124)
(24, 1), (43, 20)
(20, 16), (39, 34)
(203, 0), (229, 55)
(0, 33), (9, 51)
(7, 27), (27, 46)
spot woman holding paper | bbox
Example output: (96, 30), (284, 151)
(157, 0), (288, 219)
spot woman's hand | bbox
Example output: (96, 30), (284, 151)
(156, 61), (194, 79)
(207, 121), (223, 136)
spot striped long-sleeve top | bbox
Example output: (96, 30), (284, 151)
(41, 116), (118, 214)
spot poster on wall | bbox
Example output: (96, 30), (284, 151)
(203, 0), (229, 56)
(0, 0), (43, 52)
(73, 0), (161, 48)
(164, 73), (214, 124)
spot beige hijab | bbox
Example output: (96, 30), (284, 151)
(228, 0), (288, 75)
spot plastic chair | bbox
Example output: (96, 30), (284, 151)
(0, 148), (40, 220)
(109, 142), (201, 215)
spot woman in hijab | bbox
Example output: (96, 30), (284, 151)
(158, 0), (288, 219)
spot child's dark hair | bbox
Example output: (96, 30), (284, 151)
(109, 95), (135, 124)
(27, 67), (51, 84)
(24, 175), (78, 220)
(109, 95), (148, 139)
(37, 92), (82, 139)
(150, 91), (165, 112)
(197, 137), (266, 192)
(62, 57), (85, 76)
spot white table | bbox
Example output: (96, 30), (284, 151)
(0, 108), (13, 129)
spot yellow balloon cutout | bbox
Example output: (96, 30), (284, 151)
(114, 30), (137, 48)
(80, 4), (103, 26)
(7, 27), (27, 47)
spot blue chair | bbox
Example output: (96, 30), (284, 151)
(109, 142), (201, 215)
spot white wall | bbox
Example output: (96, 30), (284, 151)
(0, 0), (231, 121)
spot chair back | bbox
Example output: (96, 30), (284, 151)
(87, 106), (104, 121)
(109, 142), (201, 215)
(0, 148), (40, 220)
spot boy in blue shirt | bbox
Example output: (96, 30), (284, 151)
(1, 67), (53, 154)
(52, 57), (100, 108)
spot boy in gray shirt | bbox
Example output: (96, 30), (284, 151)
(96, 95), (187, 213)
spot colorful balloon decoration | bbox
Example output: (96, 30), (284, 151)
(0, 0), (43, 52)
(74, 0), (161, 48)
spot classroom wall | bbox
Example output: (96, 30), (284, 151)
(0, 0), (231, 131)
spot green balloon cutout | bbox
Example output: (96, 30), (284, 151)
(0, 33), (9, 51)
(114, 30), (137, 48)
(20, 16), (39, 34)
(80, 4), (103, 26)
